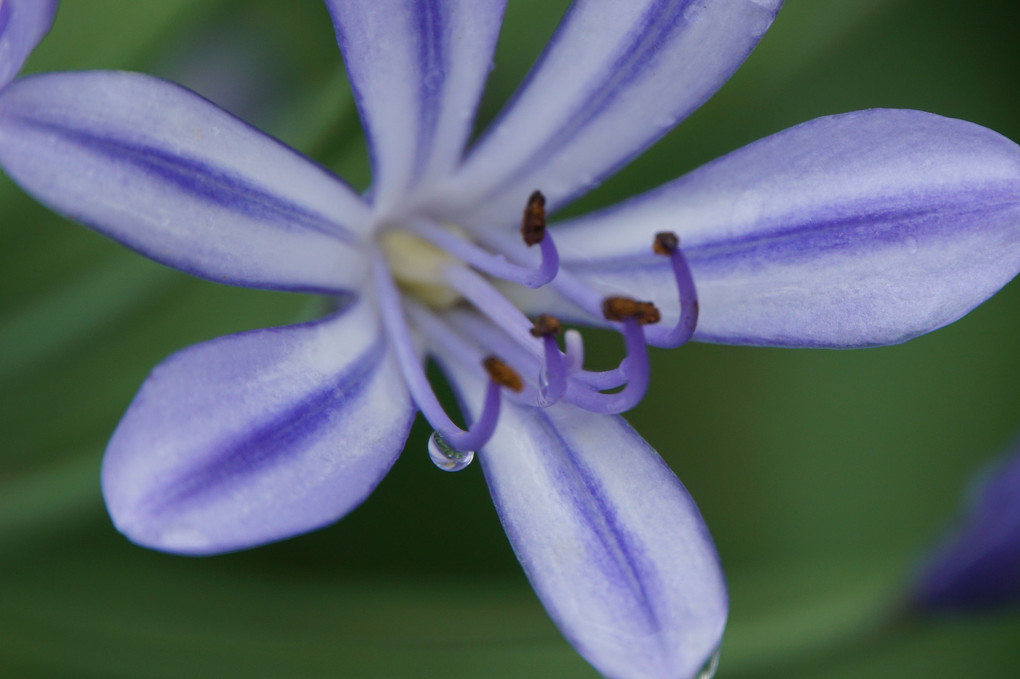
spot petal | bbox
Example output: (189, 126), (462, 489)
(102, 296), (416, 555)
(326, 0), (507, 210)
(438, 357), (726, 679)
(913, 446), (1020, 610)
(523, 110), (1020, 348)
(0, 71), (371, 294)
(437, 0), (782, 226)
(0, 0), (56, 89)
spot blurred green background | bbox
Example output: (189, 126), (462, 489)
(2, 0), (1019, 676)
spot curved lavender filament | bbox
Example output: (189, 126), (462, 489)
(442, 310), (548, 404)
(445, 308), (536, 365)
(444, 268), (628, 391)
(405, 302), (486, 366)
(561, 318), (650, 415)
(410, 304), (544, 407)
(444, 264), (539, 346)
(444, 310), (620, 410)
(576, 364), (630, 390)
(371, 255), (502, 451)
(408, 219), (559, 288)
(645, 244), (699, 348)
(538, 333), (568, 405)
(447, 309), (648, 415)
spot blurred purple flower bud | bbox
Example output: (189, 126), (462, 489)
(913, 442), (1020, 610)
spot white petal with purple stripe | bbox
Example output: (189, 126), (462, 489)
(438, 356), (726, 679)
(440, 0), (782, 226)
(0, 71), (371, 294)
(484, 403), (725, 679)
(102, 296), (415, 555)
(520, 109), (1020, 347)
(327, 0), (506, 211)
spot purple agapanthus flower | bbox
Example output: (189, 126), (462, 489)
(3, 1), (1020, 677)
(912, 440), (1020, 611)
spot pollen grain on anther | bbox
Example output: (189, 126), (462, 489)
(653, 231), (679, 255)
(602, 296), (661, 325)
(483, 356), (525, 392)
(530, 313), (563, 338)
(521, 190), (547, 246)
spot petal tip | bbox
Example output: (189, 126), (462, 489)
(111, 513), (216, 556)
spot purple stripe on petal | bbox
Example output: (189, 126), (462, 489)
(0, 4), (11, 42)
(439, 0), (781, 227)
(0, 71), (371, 294)
(412, 0), (444, 184)
(144, 339), (386, 518)
(21, 118), (355, 242)
(327, 0), (506, 210)
(485, 0), (690, 197)
(487, 407), (725, 678)
(514, 110), (1020, 348)
(508, 416), (667, 634)
(436, 354), (726, 679)
(329, 0), (418, 205)
(102, 297), (415, 555)
(0, 0), (57, 90)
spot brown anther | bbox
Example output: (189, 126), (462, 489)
(483, 356), (524, 393)
(521, 190), (547, 246)
(602, 296), (661, 325)
(529, 313), (563, 338)
(653, 231), (679, 255)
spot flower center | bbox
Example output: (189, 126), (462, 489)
(378, 229), (462, 308)
(370, 191), (699, 469)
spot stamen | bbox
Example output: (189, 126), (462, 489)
(444, 265), (539, 348)
(549, 268), (607, 320)
(444, 308), (538, 373)
(565, 296), (658, 414)
(647, 231), (699, 347)
(444, 309), (631, 410)
(602, 296), (661, 325)
(529, 313), (562, 338)
(406, 302), (488, 367)
(444, 266), (626, 393)
(595, 298), (655, 411)
(551, 239), (697, 349)
(408, 303), (542, 405)
(652, 231), (679, 255)
(576, 363), (628, 390)
(530, 314), (567, 406)
(371, 255), (510, 453)
(521, 190), (547, 246)
(562, 316), (651, 415)
(408, 218), (559, 288)
(559, 329), (628, 390)
(445, 269), (629, 393)
(441, 309), (548, 406)
(483, 356), (524, 393)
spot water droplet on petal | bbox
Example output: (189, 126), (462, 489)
(428, 431), (474, 472)
(696, 650), (722, 679)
